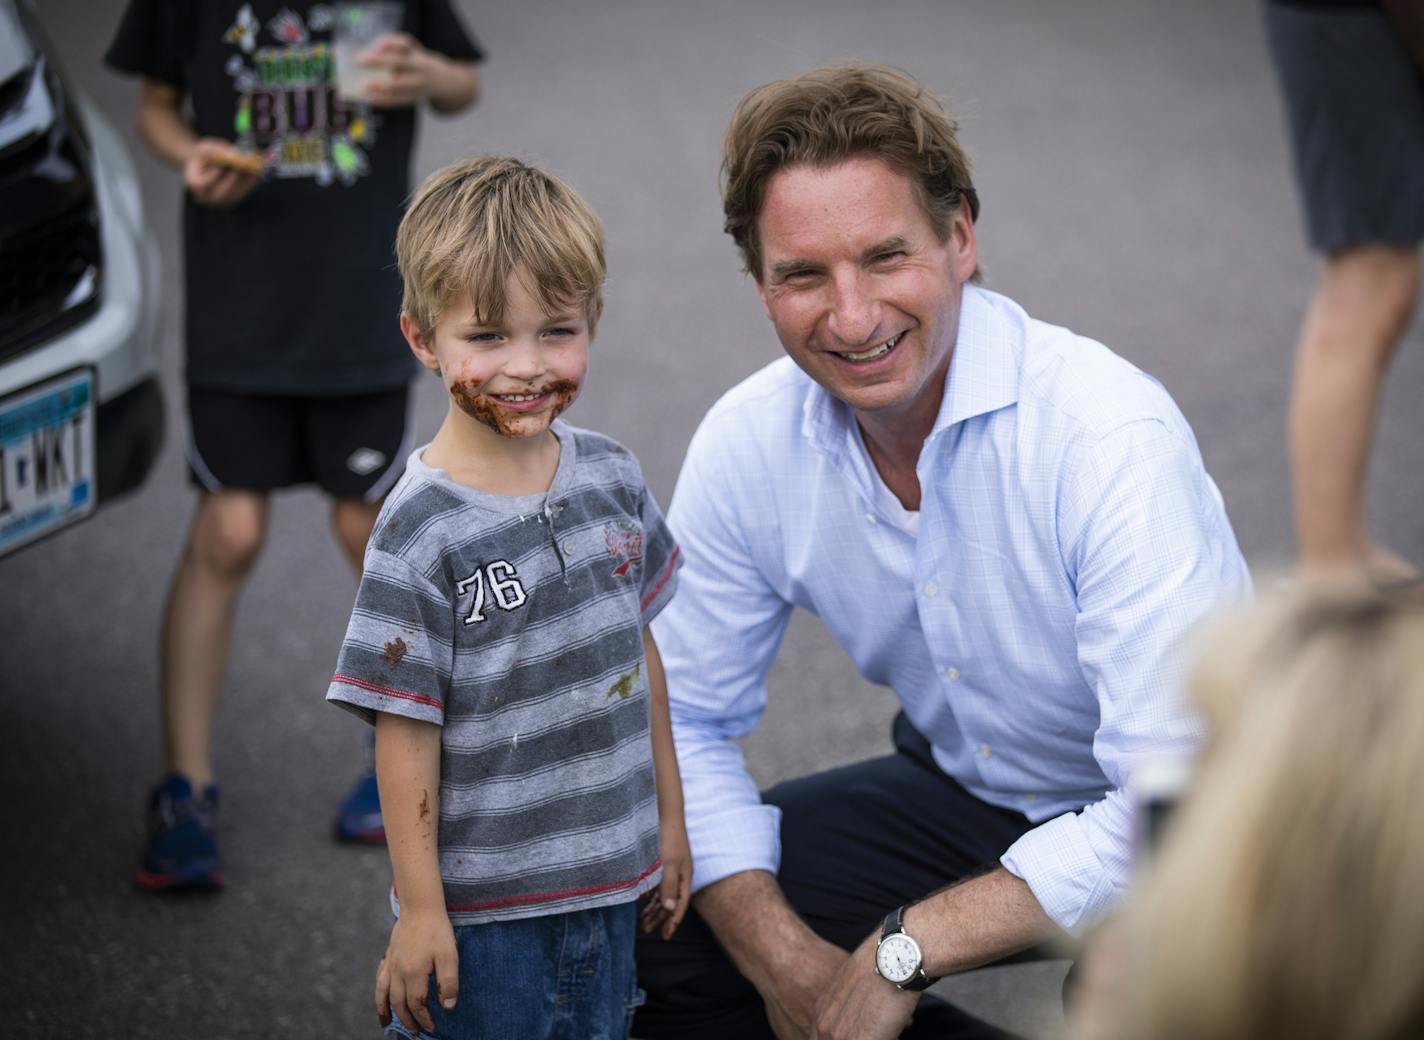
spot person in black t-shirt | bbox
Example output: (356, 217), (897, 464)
(104, 0), (483, 892)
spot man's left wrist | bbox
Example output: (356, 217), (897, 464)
(873, 903), (940, 992)
(900, 902), (939, 976)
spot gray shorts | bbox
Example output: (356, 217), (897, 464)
(1266, 3), (1424, 251)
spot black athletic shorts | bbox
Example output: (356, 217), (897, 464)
(185, 385), (412, 500)
(1266, 3), (1424, 251)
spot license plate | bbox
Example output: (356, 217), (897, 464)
(0, 368), (96, 557)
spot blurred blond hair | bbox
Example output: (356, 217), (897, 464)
(396, 155), (605, 338)
(1080, 576), (1424, 1040)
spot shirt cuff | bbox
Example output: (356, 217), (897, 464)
(326, 677), (444, 728)
(1000, 810), (1125, 933)
(687, 803), (782, 893)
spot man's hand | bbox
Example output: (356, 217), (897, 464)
(811, 927), (919, 1040)
(359, 33), (479, 111)
(693, 870), (849, 1039)
(376, 907), (459, 1035)
(762, 933), (847, 1039)
(182, 139), (261, 207)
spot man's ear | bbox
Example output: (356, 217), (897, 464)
(949, 205), (978, 285)
(400, 312), (441, 372)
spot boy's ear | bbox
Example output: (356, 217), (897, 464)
(400, 312), (441, 372)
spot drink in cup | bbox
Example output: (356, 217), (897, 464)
(333, 2), (404, 102)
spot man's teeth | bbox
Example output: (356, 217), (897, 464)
(837, 333), (902, 362)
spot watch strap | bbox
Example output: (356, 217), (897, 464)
(880, 905), (903, 941)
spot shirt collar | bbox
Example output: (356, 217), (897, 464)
(935, 283), (1022, 433)
(801, 283), (1022, 457)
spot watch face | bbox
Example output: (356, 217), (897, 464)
(875, 933), (921, 984)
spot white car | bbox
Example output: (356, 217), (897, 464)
(0, 0), (164, 558)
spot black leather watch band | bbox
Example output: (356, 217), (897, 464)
(880, 905), (903, 941)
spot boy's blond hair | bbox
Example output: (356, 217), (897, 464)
(397, 155), (605, 338)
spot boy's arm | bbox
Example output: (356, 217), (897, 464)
(361, 35), (480, 113)
(135, 79), (260, 207)
(639, 627), (692, 939)
(374, 712), (459, 1036)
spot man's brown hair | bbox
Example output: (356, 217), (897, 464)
(721, 63), (979, 280)
(397, 155), (605, 337)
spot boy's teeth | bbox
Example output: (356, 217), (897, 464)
(837, 333), (901, 362)
(495, 392), (542, 402)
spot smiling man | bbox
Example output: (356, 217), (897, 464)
(632, 65), (1253, 1040)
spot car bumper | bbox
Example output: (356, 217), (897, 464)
(97, 374), (163, 502)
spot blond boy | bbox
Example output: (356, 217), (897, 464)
(327, 156), (691, 1039)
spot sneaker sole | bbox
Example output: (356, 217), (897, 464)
(135, 865), (225, 892)
(334, 823), (387, 845)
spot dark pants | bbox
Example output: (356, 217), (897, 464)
(633, 713), (1038, 1040)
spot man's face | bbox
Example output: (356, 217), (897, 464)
(403, 271), (590, 441)
(755, 158), (976, 426)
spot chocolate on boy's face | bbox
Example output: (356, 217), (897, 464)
(449, 378), (581, 438)
(418, 274), (591, 442)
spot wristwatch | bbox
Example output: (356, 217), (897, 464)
(873, 904), (938, 991)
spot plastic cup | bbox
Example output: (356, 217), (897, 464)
(332, 2), (405, 102)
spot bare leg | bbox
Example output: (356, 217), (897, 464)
(1288, 244), (1419, 574)
(331, 497), (382, 572)
(159, 490), (270, 787)
(330, 495), (388, 841)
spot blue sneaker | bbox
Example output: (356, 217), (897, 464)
(335, 770), (385, 844)
(136, 774), (223, 891)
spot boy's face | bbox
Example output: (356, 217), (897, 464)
(403, 272), (590, 441)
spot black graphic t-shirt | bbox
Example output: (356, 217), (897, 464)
(106, 1), (483, 394)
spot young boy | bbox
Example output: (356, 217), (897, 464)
(106, 0), (482, 890)
(326, 156), (692, 1039)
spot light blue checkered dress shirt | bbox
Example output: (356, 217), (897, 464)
(651, 285), (1252, 931)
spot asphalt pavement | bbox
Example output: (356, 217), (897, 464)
(3, 1), (1421, 1037)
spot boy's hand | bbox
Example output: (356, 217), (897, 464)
(183, 139), (261, 208)
(641, 818), (692, 939)
(360, 33), (442, 107)
(376, 908), (459, 1035)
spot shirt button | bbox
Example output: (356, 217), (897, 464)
(866, 513), (878, 525)
(978, 744), (993, 759)
(563, 540), (577, 555)
(945, 666), (961, 682)
(923, 581), (939, 598)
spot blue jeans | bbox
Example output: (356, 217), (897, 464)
(384, 900), (643, 1040)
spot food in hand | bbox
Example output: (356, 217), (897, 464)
(208, 149), (265, 175)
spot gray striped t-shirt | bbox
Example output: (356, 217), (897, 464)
(327, 421), (681, 925)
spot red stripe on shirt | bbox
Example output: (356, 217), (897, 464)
(443, 857), (663, 914)
(641, 545), (681, 611)
(331, 674), (443, 710)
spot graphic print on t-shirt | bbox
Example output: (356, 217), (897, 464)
(605, 522), (644, 578)
(223, 3), (379, 186)
(457, 562), (529, 625)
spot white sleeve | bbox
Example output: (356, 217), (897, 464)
(651, 414), (794, 891)
(1001, 418), (1252, 930)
